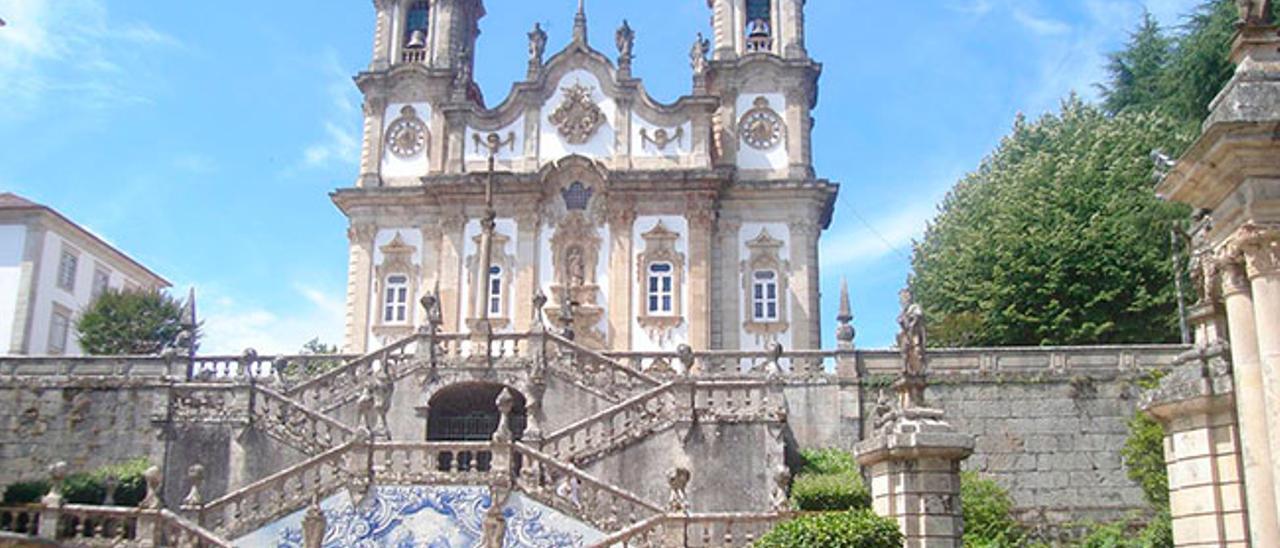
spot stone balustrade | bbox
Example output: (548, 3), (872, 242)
(545, 333), (661, 400)
(589, 511), (789, 547)
(284, 333), (419, 412)
(692, 380), (785, 423)
(200, 440), (357, 539)
(170, 384), (251, 424)
(252, 386), (356, 454)
(541, 381), (684, 463)
(513, 443), (664, 533)
(0, 355), (182, 378)
(371, 441), (502, 485)
(0, 504), (233, 547)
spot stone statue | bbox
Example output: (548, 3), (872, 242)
(690, 33), (711, 75)
(770, 464), (791, 510)
(667, 467), (691, 512)
(356, 385), (377, 433)
(616, 20), (635, 62)
(528, 23), (548, 65)
(896, 287), (927, 377)
(372, 369), (395, 436)
(566, 246), (586, 287)
(1238, 0), (1274, 26)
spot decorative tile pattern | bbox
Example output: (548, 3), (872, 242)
(235, 486), (603, 548)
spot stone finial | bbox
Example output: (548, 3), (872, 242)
(241, 348), (259, 378)
(676, 344), (695, 375)
(182, 464), (205, 508)
(532, 290), (548, 328)
(102, 474), (119, 506)
(421, 286), (442, 329)
(667, 467), (691, 513)
(493, 388), (516, 443)
(140, 466), (163, 510)
(573, 0), (589, 45)
(302, 495), (327, 548)
(42, 462), (68, 506)
(836, 278), (856, 349)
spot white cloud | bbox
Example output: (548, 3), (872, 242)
(0, 0), (181, 117)
(297, 49), (362, 170)
(188, 281), (346, 355)
(1011, 7), (1072, 36)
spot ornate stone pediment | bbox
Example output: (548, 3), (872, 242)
(742, 229), (789, 339)
(373, 232), (421, 341)
(637, 222), (686, 343)
(549, 83), (606, 144)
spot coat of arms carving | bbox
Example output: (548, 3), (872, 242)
(550, 83), (606, 145)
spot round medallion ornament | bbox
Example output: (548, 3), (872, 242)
(738, 97), (785, 151)
(386, 106), (428, 159)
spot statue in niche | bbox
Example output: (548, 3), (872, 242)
(566, 246), (586, 288)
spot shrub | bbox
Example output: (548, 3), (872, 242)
(2, 458), (150, 507)
(961, 472), (1025, 547)
(1077, 520), (1141, 548)
(755, 509), (902, 548)
(799, 448), (858, 475)
(1122, 410), (1169, 509)
(1139, 510), (1173, 548)
(791, 472), (870, 511)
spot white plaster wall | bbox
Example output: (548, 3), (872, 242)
(630, 116), (693, 159)
(28, 231), (146, 355)
(381, 101), (433, 179)
(0, 225), (27, 354)
(538, 70), (616, 164)
(366, 228), (425, 346)
(738, 223), (792, 351)
(464, 117), (525, 167)
(630, 216), (690, 351)
(460, 219), (518, 333)
(735, 92), (788, 171)
(537, 220), (611, 339)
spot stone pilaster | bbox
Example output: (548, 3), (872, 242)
(608, 201), (636, 350)
(855, 407), (973, 548)
(1240, 226), (1280, 518)
(1216, 253), (1280, 546)
(1144, 345), (1252, 548)
(513, 210), (540, 332)
(344, 223), (377, 353)
(784, 88), (813, 180)
(369, 0), (393, 71)
(438, 214), (467, 332)
(788, 219), (820, 349)
(417, 224), (443, 326)
(358, 97), (387, 188)
(686, 200), (715, 349)
(715, 218), (741, 350)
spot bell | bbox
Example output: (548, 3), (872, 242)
(406, 29), (427, 49)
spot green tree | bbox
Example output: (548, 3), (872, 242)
(281, 337), (345, 379)
(1158, 0), (1279, 124)
(76, 289), (196, 355)
(1100, 11), (1171, 115)
(961, 472), (1025, 547)
(910, 100), (1192, 346)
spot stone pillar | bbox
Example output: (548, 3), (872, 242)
(1241, 227), (1280, 514)
(513, 211), (540, 332)
(608, 202), (636, 350)
(369, 2), (392, 71)
(344, 223), (377, 354)
(686, 202), (715, 349)
(716, 218), (741, 350)
(1145, 345), (1251, 547)
(788, 220), (820, 349)
(855, 408), (973, 548)
(1219, 253), (1280, 544)
(438, 214), (467, 332)
(418, 225), (442, 326)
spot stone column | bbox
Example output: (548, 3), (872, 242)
(1241, 227), (1280, 515)
(1219, 252), (1280, 544)
(369, 1), (393, 71)
(686, 201), (715, 350)
(438, 214), (467, 332)
(344, 223), (377, 354)
(608, 202), (636, 350)
(855, 408), (973, 548)
(1145, 345), (1251, 548)
(788, 219), (820, 349)
(513, 211), (541, 332)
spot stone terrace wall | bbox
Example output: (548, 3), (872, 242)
(853, 345), (1186, 529)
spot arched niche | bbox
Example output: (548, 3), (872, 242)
(425, 382), (528, 442)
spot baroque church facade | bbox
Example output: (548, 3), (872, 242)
(336, 0), (836, 355)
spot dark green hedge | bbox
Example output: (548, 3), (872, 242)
(791, 472), (870, 512)
(2, 459), (149, 507)
(755, 509), (902, 548)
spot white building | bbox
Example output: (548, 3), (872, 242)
(0, 193), (169, 355)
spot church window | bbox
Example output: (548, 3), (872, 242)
(647, 263), (674, 315)
(57, 248), (78, 292)
(404, 2), (430, 48)
(752, 270), (779, 321)
(488, 266), (503, 316)
(745, 0), (773, 53)
(561, 182), (593, 211)
(48, 305), (71, 356)
(383, 274), (409, 324)
(91, 267), (111, 299)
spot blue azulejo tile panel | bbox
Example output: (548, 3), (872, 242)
(234, 485), (604, 548)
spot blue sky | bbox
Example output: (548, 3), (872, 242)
(0, 0), (1201, 354)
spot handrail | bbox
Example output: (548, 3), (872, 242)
(545, 332), (661, 387)
(0, 503), (233, 547)
(513, 442), (664, 518)
(284, 332), (421, 400)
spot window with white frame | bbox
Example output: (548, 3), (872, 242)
(752, 270), (779, 322)
(48, 307), (71, 355)
(57, 249), (78, 292)
(383, 274), (409, 324)
(488, 266), (503, 316)
(647, 262), (674, 315)
(91, 267), (111, 299)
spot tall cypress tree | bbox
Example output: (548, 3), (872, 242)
(1100, 11), (1171, 115)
